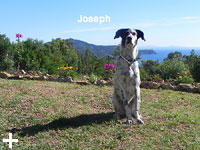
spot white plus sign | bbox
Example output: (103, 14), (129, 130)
(3, 133), (18, 149)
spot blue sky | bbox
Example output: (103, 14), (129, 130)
(1, 0), (200, 47)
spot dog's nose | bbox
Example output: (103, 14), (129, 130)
(127, 36), (132, 43)
(127, 36), (132, 40)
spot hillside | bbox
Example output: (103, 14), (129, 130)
(68, 38), (116, 57)
(68, 38), (156, 57)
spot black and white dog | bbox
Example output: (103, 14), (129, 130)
(112, 28), (145, 124)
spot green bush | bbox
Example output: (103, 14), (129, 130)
(1, 56), (15, 71)
(174, 72), (195, 85)
(152, 74), (163, 82)
(0, 34), (116, 79)
(0, 34), (12, 71)
(139, 67), (148, 79)
(159, 58), (189, 80)
(3, 33), (200, 83)
(184, 50), (200, 82)
(58, 66), (77, 79)
(89, 74), (98, 83)
(192, 60), (200, 82)
(141, 59), (160, 77)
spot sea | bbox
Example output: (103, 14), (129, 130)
(139, 50), (200, 63)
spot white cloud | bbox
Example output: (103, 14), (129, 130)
(144, 16), (200, 27)
(182, 16), (200, 20)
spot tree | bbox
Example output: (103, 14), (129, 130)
(141, 59), (160, 77)
(164, 51), (182, 61)
(184, 50), (200, 82)
(0, 34), (11, 70)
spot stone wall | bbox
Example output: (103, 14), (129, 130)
(1, 72), (200, 94)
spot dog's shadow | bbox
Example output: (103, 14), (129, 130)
(7, 112), (115, 137)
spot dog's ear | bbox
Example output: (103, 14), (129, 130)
(114, 29), (127, 39)
(135, 29), (146, 41)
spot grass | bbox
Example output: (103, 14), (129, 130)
(0, 79), (200, 150)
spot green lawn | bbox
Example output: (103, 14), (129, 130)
(0, 79), (200, 150)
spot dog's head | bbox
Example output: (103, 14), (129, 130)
(114, 28), (145, 47)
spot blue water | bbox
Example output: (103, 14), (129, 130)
(140, 50), (200, 63)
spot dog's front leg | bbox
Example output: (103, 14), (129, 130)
(124, 103), (133, 124)
(134, 77), (144, 124)
(121, 90), (134, 124)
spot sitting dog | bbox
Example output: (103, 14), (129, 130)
(112, 28), (145, 124)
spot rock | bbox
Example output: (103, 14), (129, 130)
(21, 70), (26, 75)
(75, 81), (92, 85)
(27, 71), (34, 75)
(146, 78), (152, 81)
(0, 72), (12, 79)
(177, 83), (193, 92)
(32, 76), (41, 80)
(63, 77), (73, 82)
(106, 81), (113, 86)
(37, 71), (42, 75)
(140, 81), (159, 89)
(160, 83), (174, 90)
(192, 87), (200, 93)
(8, 75), (23, 80)
(47, 77), (58, 82)
(44, 76), (73, 83)
(38, 76), (48, 81)
(23, 75), (33, 80)
(196, 83), (200, 87)
(96, 79), (107, 85)
(57, 78), (64, 82)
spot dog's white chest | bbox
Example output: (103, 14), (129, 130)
(130, 62), (139, 78)
(129, 67), (135, 77)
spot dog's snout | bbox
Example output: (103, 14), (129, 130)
(127, 36), (132, 43)
(127, 36), (132, 40)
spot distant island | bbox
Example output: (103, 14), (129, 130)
(139, 50), (157, 56)
(68, 38), (157, 57)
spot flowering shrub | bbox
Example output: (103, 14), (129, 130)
(152, 74), (163, 82)
(16, 34), (23, 38)
(103, 64), (115, 80)
(159, 58), (189, 80)
(59, 66), (73, 70)
(104, 64), (115, 70)
(58, 66), (77, 79)
(175, 72), (195, 85)
(16, 33), (23, 42)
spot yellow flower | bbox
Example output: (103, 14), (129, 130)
(184, 72), (188, 75)
(69, 66), (73, 69)
(179, 76), (182, 79)
(190, 75), (192, 78)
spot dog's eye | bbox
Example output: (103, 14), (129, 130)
(132, 32), (136, 36)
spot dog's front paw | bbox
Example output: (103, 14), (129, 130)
(137, 119), (144, 125)
(126, 119), (133, 124)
